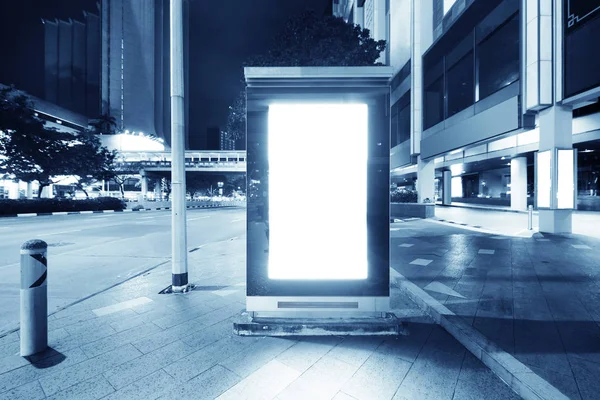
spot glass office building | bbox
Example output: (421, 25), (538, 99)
(334, 0), (600, 231)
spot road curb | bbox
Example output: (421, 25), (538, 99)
(1, 203), (245, 218)
(390, 268), (568, 400)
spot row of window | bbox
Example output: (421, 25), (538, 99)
(423, 12), (520, 130)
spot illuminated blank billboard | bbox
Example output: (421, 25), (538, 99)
(557, 149), (575, 209)
(537, 150), (552, 208)
(268, 103), (368, 280)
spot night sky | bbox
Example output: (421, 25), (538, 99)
(0, 0), (332, 149)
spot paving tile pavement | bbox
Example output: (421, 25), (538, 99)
(392, 219), (600, 400)
(0, 234), (521, 399)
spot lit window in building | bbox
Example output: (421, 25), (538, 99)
(446, 52), (474, 117)
(444, 0), (457, 14)
(477, 14), (520, 100)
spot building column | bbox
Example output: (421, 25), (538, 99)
(416, 156), (435, 203)
(141, 176), (148, 199)
(154, 181), (162, 201)
(8, 181), (20, 200)
(510, 157), (528, 211)
(41, 184), (54, 199)
(442, 170), (452, 205)
(26, 182), (33, 199)
(538, 105), (573, 234)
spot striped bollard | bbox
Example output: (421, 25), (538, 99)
(20, 240), (48, 357)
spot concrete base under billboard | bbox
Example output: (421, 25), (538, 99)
(233, 313), (408, 337)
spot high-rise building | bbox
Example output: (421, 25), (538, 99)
(42, 11), (101, 118)
(334, 0), (600, 233)
(40, 0), (191, 148)
(220, 131), (235, 150)
(206, 126), (221, 150)
(100, 0), (190, 148)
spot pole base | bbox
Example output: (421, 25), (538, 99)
(233, 312), (408, 337)
(158, 283), (194, 294)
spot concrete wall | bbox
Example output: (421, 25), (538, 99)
(420, 88), (520, 159)
(391, 203), (435, 218)
(389, 0), (411, 72)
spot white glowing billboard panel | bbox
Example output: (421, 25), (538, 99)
(557, 149), (575, 209)
(268, 103), (368, 280)
(537, 150), (552, 208)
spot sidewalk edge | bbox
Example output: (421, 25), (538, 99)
(1, 203), (245, 219)
(390, 268), (569, 400)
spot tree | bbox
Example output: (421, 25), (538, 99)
(186, 174), (211, 199)
(112, 174), (137, 199)
(89, 113), (118, 135)
(0, 86), (78, 197)
(224, 91), (246, 142)
(223, 10), (386, 142)
(245, 10), (386, 67)
(70, 132), (117, 198)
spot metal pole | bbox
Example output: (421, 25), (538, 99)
(170, 0), (189, 292)
(20, 240), (48, 356)
(528, 205), (533, 230)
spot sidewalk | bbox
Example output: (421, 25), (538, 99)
(435, 204), (600, 239)
(391, 218), (600, 399)
(0, 234), (520, 399)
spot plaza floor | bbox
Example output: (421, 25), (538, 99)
(391, 218), (600, 399)
(0, 232), (519, 400)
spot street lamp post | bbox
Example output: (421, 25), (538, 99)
(170, 0), (188, 292)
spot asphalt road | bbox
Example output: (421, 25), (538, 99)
(0, 206), (246, 335)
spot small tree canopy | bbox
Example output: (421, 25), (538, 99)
(1, 87), (117, 197)
(245, 10), (386, 67)
(222, 11), (386, 142)
(70, 132), (117, 197)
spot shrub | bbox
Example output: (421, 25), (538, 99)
(0, 197), (126, 215)
(390, 189), (418, 203)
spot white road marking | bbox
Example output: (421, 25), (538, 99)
(399, 243), (414, 248)
(211, 289), (239, 297)
(139, 216), (156, 220)
(189, 216), (210, 221)
(572, 244), (591, 249)
(92, 297), (153, 317)
(231, 218), (244, 222)
(424, 281), (466, 299)
(38, 229), (82, 237)
(410, 258), (433, 266)
(478, 249), (495, 255)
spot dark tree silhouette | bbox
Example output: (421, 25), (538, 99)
(223, 10), (386, 142)
(245, 10), (386, 67)
(89, 113), (118, 135)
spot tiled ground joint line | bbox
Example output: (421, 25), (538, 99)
(390, 268), (569, 400)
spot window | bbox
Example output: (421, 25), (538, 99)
(446, 52), (474, 117)
(391, 92), (410, 147)
(477, 14), (520, 99)
(397, 105), (410, 144)
(424, 78), (444, 129)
